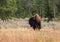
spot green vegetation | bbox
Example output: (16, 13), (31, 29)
(0, 0), (60, 20)
(0, 0), (17, 20)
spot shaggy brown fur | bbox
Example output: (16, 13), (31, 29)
(35, 14), (41, 23)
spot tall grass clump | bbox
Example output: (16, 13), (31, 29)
(36, 36), (43, 42)
(46, 37), (53, 42)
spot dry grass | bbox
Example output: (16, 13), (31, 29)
(0, 28), (60, 42)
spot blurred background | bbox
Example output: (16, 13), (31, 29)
(0, 0), (60, 19)
(0, 0), (60, 29)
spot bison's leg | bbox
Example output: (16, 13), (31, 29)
(38, 22), (41, 30)
(32, 26), (36, 30)
(30, 25), (32, 27)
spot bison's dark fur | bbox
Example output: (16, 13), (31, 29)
(29, 14), (41, 30)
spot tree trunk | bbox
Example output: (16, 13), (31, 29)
(53, 0), (56, 19)
(28, 0), (31, 14)
(39, 1), (42, 17)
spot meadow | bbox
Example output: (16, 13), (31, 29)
(0, 19), (60, 42)
(0, 28), (60, 42)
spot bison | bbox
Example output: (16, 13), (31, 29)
(29, 14), (41, 30)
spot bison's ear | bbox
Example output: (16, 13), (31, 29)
(32, 16), (35, 20)
(35, 15), (37, 19)
(31, 16), (35, 20)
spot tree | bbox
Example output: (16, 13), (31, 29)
(0, 0), (17, 21)
(56, 0), (60, 18)
(52, 0), (56, 19)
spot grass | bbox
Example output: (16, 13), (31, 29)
(0, 28), (60, 42)
(47, 38), (52, 42)
(36, 36), (43, 42)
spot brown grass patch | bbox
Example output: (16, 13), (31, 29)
(0, 28), (60, 42)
